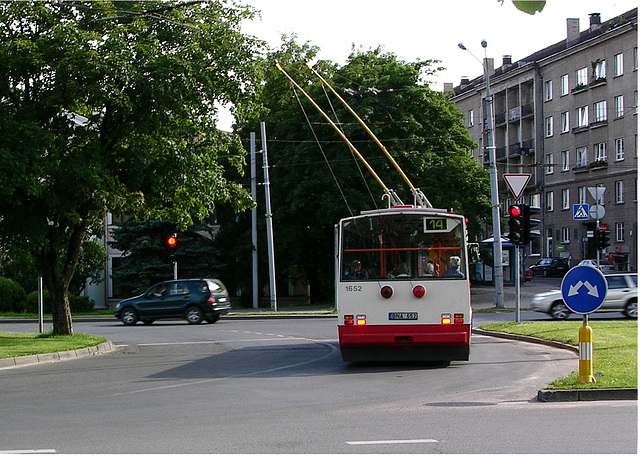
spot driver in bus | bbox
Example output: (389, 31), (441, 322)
(346, 260), (368, 279)
(442, 256), (463, 277)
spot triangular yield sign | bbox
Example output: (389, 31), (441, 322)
(503, 173), (531, 200)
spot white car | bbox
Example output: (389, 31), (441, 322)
(531, 272), (637, 319)
(578, 259), (616, 272)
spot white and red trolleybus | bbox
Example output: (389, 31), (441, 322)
(336, 206), (472, 363)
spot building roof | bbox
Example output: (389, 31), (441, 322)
(451, 7), (637, 96)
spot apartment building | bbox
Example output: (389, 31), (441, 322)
(450, 8), (637, 272)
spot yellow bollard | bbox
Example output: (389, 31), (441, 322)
(577, 319), (596, 384)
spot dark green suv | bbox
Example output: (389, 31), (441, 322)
(114, 279), (230, 325)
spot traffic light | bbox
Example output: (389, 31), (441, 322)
(507, 205), (524, 245)
(597, 228), (611, 250)
(522, 205), (541, 245)
(166, 233), (178, 258)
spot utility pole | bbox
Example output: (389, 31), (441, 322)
(261, 122), (277, 311)
(459, 40), (504, 308)
(251, 132), (259, 309)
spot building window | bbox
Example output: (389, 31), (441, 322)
(576, 146), (588, 168)
(615, 138), (624, 161)
(544, 80), (553, 101)
(561, 150), (569, 171)
(562, 227), (570, 243)
(576, 105), (588, 127)
(614, 95), (624, 118)
(594, 142), (607, 162)
(468, 109), (474, 127)
(614, 53), (624, 76)
(562, 189), (569, 210)
(576, 67), (588, 87)
(545, 116), (553, 137)
(561, 111), (569, 132)
(615, 181), (624, 204)
(635, 90), (638, 114)
(560, 74), (569, 95)
(593, 100), (607, 122)
(545, 191), (554, 212)
(593, 60), (606, 80)
(634, 47), (638, 71)
(545, 153), (553, 174)
(578, 186), (587, 204)
(615, 222), (625, 242)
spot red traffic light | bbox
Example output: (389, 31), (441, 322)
(508, 205), (522, 217)
(167, 235), (178, 247)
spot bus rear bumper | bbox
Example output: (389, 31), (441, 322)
(338, 324), (470, 362)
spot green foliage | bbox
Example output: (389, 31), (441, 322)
(511, 0), (546, 15)
(0, 1), (264, 334)
(0, 277), (26, 313)
(24, 290), (95, 314)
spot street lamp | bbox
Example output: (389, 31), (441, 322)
(459, 40), (504, 309)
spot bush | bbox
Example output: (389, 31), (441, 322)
(0, 277), (27, 312)
(24, 291), (95, 314)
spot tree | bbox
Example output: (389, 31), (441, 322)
(0, 1), (263, 334)
(237, 39), (490, 302)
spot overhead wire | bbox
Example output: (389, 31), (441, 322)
(290, 86), (356, 217)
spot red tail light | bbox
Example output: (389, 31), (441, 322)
(207, 296), (217, 304)
(413, 285), (426, 298)
(380, 285), (393, 299)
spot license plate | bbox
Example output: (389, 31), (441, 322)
(389, 312), (418, 320)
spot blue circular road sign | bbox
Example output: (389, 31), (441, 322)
(561, 265), (608, 314)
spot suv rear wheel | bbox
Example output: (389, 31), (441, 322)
(551, 302), (571, 320)
(186, 306), (204, 324)
(624, 299), (637, 319)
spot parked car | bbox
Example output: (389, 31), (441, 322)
(531, 272), (638, 319)
(578, 259), (616, 272)
(114, 279), (231, 325)
(529, 258), (570, 277)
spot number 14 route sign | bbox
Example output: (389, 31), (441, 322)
(561, 265), (608, 314)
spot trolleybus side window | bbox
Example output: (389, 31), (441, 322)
(341, 213), (466, 280)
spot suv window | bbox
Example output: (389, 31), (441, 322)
(167, 282), (190, 296)
(628, 275), (638, 287)
(606, 276), (628, 289)
(206, 279), (225, 293)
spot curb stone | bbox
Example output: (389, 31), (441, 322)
(0, 341), (114, 370)
(473, 328), (637, 402)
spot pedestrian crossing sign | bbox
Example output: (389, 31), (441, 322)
(573, 204), (589, 220)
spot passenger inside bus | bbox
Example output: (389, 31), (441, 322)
(345, 259), (368, 279)
(442, 256), (464, 277)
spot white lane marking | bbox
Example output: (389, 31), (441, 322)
(137, 337), (301, 346)
(347, 439), (438, 445)
(0, 450), (56, 454)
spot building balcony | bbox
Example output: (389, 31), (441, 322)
(572, 84), (588, 94)
(589, 160), (608, 169)
(572, 164), (589, 173)
(589, 77), (607, 88)
(572, 125), (589, 134)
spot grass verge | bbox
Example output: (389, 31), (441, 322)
(479, 321), (637, 389)
(0, 331), (108, 359)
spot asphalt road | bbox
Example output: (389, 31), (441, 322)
(0, 316), (636, 453)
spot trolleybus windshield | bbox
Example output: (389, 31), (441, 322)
(341, 213), (466, 281)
